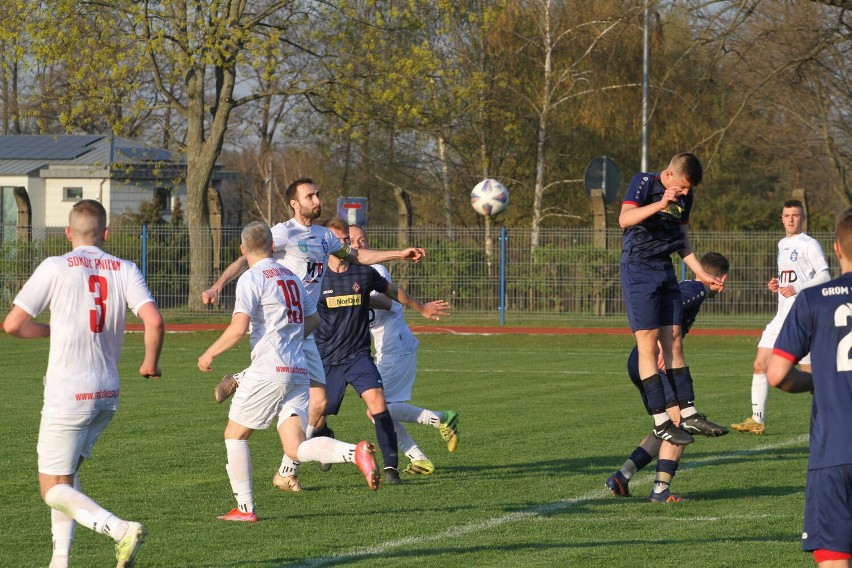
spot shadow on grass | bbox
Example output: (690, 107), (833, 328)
(192, 530), (801, 568)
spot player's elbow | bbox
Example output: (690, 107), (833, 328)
(765, 368), (783, 388)
(139, 305), (165, 333)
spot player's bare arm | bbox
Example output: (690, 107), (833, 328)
(202, 256), (249, 304)
(2, 306), (50, 338)
(369, 294), (394, 311)
(346, 246), (426, 265)
(138, 302), (164, 378)
(680, 233), (724, 290)
(198, 313), (250, 372)
(618, 193), (675, 229)
(384, 283), (450, 321)
(767, 355), (814, 393)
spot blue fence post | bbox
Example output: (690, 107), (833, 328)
(500, 225), (507, 325)
(141, 224), (148, 281)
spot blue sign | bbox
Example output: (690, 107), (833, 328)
(337, 197), (368, 226)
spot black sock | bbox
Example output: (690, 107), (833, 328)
(641, 374), (667, 414)
(372, 410), (398, 470)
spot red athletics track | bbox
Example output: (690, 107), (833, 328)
(124, 323), (761, 336)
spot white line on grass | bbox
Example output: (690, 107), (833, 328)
(288, 434), (810, 567)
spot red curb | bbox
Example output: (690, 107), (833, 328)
(123, 323), (761, 336)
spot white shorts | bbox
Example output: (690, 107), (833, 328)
(376, 351), (417, 403)
(304, 335), (326, 385)
(759, 311), (811, 365)
(37, 410), (115, 475)
(228, 379), (309, 431)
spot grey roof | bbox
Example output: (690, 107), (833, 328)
(0, 135), (185, 176)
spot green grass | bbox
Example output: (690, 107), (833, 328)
(0, 331), (814, 567)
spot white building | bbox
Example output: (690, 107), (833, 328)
(0, 135), (233, 233)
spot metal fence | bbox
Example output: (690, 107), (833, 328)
(0, 224), (839, 327)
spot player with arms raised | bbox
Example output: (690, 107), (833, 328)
(202, 178), (425, 490)
(3, 199), (164, 568)
(198, 222), (381, 522)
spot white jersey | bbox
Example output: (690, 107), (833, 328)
(270, 219), (347, 305)
(775, 232), (828, 318)
(234, 257), (317, 384)
(13, 245), (155, 415)
(369, 264), (418, 355)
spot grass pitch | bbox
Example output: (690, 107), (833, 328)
(0, 331), (814, 567)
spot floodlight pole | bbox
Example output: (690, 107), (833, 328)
(641, 6), (650, 172)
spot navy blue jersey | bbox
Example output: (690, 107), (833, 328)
(774, 272), (852, 470)
(621, 172), (693, 261)
(679, 279), (708, 336)
(315, 264), (389, 365)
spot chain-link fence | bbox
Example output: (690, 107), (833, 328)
(0, 224), (838, 327)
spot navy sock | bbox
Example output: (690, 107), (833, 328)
(629, 446), (654, 472)
(372, 410), (398, 470)
(668, 367), (696, 408)
(641, 374), (667, 414)
(656, 458), (679, 478)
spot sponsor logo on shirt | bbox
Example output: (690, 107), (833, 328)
(660, 201), (684, 220)
(275, 365), (308, 374)
(74, 389), (119, 401)
(326, 294), (362, 308)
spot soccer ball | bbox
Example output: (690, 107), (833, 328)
(470, 179), (509, 216)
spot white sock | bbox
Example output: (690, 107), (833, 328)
(225, 439), (253, 513)
(43, 484), (126, 541)
(296, 437), (356, 464)
(51, 474), (78, 560)
(387, 402), (440, 426)
(680, 406), (697, 418)
(751, 373), (768, 424)
(305, 425), (316, 439)
(277, 454), (299, 477)
(652, 412), (670, 427)
(393, 421), (426, 461)
(51, 507), (75, 560)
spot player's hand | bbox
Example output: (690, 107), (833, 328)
(202, 287), (219, 304)
(660, 187), (680, 206)
(139, 364), (161, 379)
(779, 285), (797, 298)
(401, 247), (426, 263)
(420, 300), (450, 321)
(708, 273), (727, 294)
(696, 270), (724, 290)
(767, 277), (779, 293)
(198, 354), (214, 372)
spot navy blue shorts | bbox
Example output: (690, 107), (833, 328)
(802, 464), (852, 553)
(323, 353), (384, 416)
(621, 259), (681, 332)
(627, 347), (677, 414)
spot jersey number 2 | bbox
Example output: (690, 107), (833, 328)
(835, 303), (852, 371)
(89, 275), (108, 333)
(277, 279), (304, 323)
